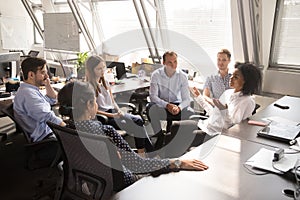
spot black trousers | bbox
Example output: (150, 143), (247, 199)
(105, 109), (153, 151)
(146, 102), (194, 152)
(146, 102), (194, 134)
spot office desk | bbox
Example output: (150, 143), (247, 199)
(113, 135), (295, 200)
(224, 96), (300, 148)
(251, 95), (300, 123)
(110, 78), (150, 94)
(223, 96), (300, 148)
(223, 120), (289, 149)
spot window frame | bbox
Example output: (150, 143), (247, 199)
(269, 0), (300, 71)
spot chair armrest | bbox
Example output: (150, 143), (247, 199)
(96, 114), (108, 124)
(117, 102), (137, 113)
(25, 137), (58, 148)
(172, 120), (198, 126)
(189, 114), (209, 121)
(192, 129), (206, 135)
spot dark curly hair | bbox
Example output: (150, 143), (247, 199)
(234, 62), (262, 95)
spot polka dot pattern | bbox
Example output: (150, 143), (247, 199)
(74, 120), (170, 186)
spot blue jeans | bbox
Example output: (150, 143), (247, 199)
(106, 109), (153, 151)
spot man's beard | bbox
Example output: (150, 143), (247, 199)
(36, 79), (46, 87)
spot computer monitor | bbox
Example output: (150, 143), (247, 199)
(49, 67), (56, 76)
(106, 61), (127, 80)
(28, 50), (39, 57)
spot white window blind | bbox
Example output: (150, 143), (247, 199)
(162, 0), (233, 69)
(271, 0), (300, 69)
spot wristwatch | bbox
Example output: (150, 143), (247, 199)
(174, 159), (181, 169)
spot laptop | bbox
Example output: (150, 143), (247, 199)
(257, 121), (300, 143)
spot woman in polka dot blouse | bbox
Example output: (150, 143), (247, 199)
(57, 81), (208, 189)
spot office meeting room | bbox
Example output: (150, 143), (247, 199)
(1, 0), (300, 199)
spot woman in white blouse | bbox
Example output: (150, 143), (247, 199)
(190, 62), (262, 136)
(85, 55), (153, 156)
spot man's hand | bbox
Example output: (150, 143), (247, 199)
(44, 78), (51, 87)
(44, 78), (57, 99)
(167, 103), (180, 115)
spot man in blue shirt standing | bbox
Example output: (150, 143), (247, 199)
(14, 57), (65, 142)
(147, 51), (194, 150)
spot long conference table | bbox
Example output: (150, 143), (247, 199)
(112, 95), (300, 200)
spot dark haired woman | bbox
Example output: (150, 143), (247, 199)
(57, 81), (208, 190)
(190, 62), (262, 135)
(85, 55), (153, 156)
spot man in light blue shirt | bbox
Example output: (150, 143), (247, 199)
(147, 51), (194, 149)
(14, 57), (65, 142)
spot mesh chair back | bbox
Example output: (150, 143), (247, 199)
(47, 122), (125, 200)
(1, 102), (59, 170)
(1, 102), (31, 142)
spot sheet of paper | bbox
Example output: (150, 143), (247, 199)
(245, 148), (298, 174)
(263, 116), (299, 126)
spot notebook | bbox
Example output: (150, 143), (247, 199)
(257, 120), (300, 143)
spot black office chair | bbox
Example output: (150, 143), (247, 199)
(96, 102), (137, 124)
(96, 102), (137, 138)
(1, 103), (62, 199)
(1, 102), (60, 170)
(47, 121), (126, 200)
(252, 103), (261, 115)
(129, 88), (149, 121)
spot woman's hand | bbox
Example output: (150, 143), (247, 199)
(190, 87), (201, 97)
(180, 159), (209, 171)
(112, 110), (124, 118)
(112, 112), (122, 118)
(117, 110), (124, 117)
(213, 99), (227, 110)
